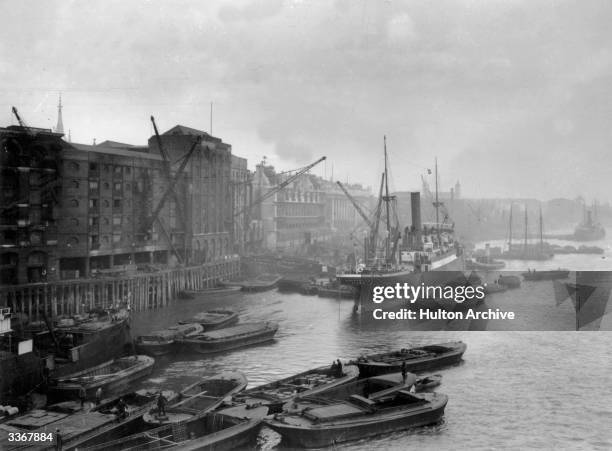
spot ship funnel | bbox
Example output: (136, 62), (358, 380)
(411, 192), (422, 249)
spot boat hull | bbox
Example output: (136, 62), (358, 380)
(266, 396), (447, 448)
(355, 342), (467, 378)
(48, 355), (155, 401)
(232, 365), (360, 413)
(180, 323), (278, 355)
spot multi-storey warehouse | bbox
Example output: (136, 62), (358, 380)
(0, 123), (240, 285)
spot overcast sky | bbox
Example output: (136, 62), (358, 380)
(1, 0), (611, 201)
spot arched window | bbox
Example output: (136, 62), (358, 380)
(67, 236), (79, 246)
(71, 218), (79, 227)
(70, 199), (79, 207)
(71, 180), (79, 189)
(69, 162), (79, 172)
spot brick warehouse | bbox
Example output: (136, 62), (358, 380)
(0, 123), (242, 285)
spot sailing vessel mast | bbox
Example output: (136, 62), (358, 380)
(539, 204), (544, 253)
(523, 205), (528, 254)
(508, 204), (513, 250)
(435, 157), (440, 245)
(383, 136), (391, 264)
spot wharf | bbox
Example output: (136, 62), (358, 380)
(0, 258), (240, 322)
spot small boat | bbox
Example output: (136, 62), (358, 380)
(143, 371), (247, 426)
(352, 341), (467, 378)
(230, 364), (360, 414)
(240, 274), (282, 292)
(497, 275), (521, 289)
(484, 282), (508, 294)
(415, 373), (442, 390)
(179, 322), (278, 354)
(179, 309), (239, 331)
(265, 374), (448, 448)
(522, 269), (570, 281)
(87, 406), (268, 451)
(181, 285), (243, 297)
(465, 257), (506, 271)
(48, 355), (155, 401)
(135, 323), (204, 356)
(278, 277), (312, 293)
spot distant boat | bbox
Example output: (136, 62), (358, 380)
(230, 364), (360, 414)
(522, 269), (569, 281)
(87, 406), (268, 451)
(181, 286), (243, 298)
(48, 355), (155, 401)
(500, 204), (553, 260)
(143, 371), (247, 426)
(465, 256), (506, 271)
(497, 275), (521, 289)
(265, 373), (448, 448)
(179, 309), (239, 331)
(240, 274), (283, 292)
(573, 208), (606, 241)
(135, 323), (204, 356)
(179, 322), (279, 354)
(352, 341), (467, 378)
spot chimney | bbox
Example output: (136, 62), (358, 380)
(411, 192), (422, 250)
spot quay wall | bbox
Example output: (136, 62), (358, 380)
(0, 258), (240, 322)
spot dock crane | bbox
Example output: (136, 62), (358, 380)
(11, 107), (34, 136)
(335, 181), (373, 229)
(142, 122), (202, 264)
(234, 156), (326, 250)
(234, 156), (327, 219)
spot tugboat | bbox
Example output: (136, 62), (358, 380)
(573, 208), (606, 241)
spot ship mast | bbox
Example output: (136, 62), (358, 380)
(435, 157), (440, 245)
(508, 203), (513, 250)
(524, 205), (528, 254)
(539, 204), (544, 253)
(384, 136), (391, 264)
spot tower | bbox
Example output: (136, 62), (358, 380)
(55, 93), (64, 135)
(454, 180), (461, 199)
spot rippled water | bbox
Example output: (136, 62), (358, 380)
(129, 234), (612, 450)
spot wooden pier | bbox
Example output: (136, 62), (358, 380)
(0, 258), (240, 322)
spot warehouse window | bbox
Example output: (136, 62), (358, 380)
(113, 199), (121, 208)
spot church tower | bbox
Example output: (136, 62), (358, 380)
(454, 180), (461, 199)
(55, 93), (64, 135)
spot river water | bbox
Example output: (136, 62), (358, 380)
(130, 232), (612, 450)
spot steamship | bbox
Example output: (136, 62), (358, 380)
(337, 144), (477, 312)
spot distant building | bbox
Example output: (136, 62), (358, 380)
(251, 163), (329, 251)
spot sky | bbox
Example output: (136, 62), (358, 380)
(1, 0), (612, 201)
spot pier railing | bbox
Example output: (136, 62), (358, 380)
(0, 257), (240, 321)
